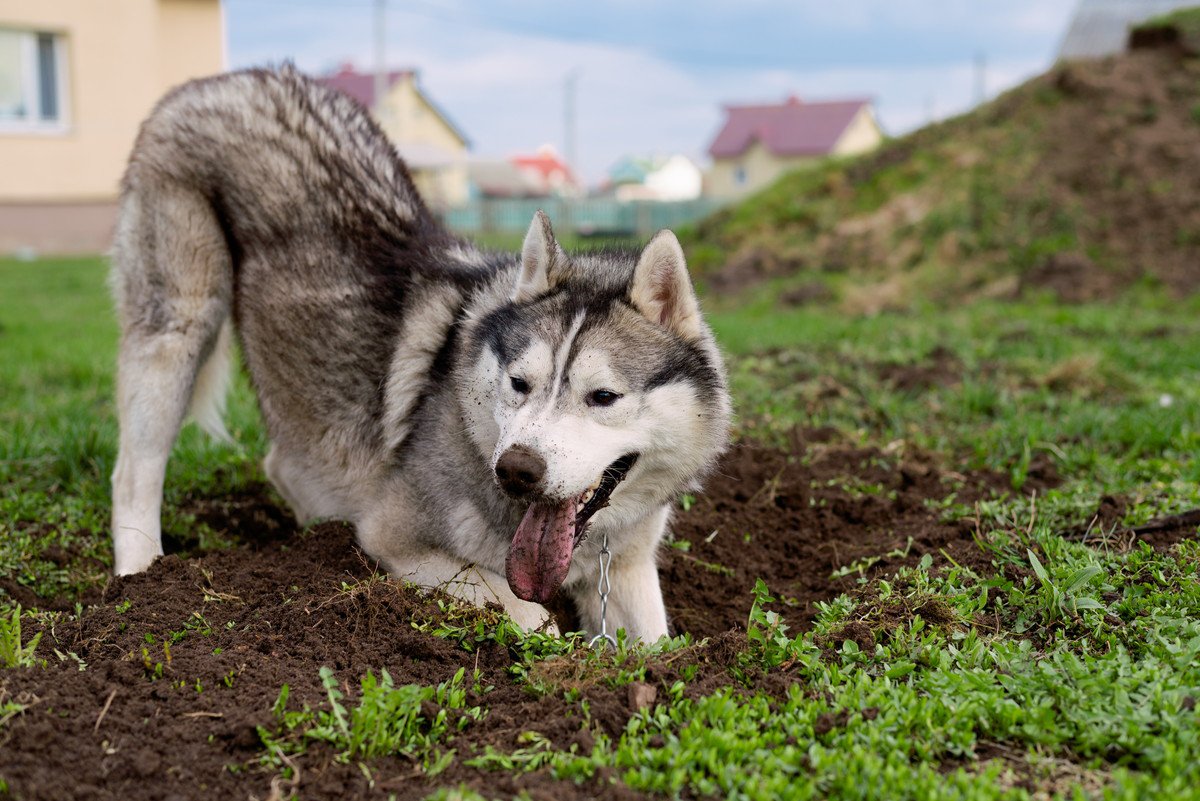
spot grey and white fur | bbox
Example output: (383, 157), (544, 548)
(110, 65), (730, 641)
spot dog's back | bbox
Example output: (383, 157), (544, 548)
(110, 66), (465, 574)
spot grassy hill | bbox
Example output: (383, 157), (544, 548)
(686, 10), (1200, 314)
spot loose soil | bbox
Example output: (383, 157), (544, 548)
(0, 435), (1184, 799)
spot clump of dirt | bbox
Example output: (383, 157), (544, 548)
(706, 245), (806, 293)
(1130, 508), (1200, 549)
(874, 345), (963, 391)
(1019, 252), (1122, 304)
(170, 482), (299, 550)
(1059, 494), (1200, 553)
(780, 281), (836, 307)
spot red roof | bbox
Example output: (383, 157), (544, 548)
(708, 95), (871, 159)
(510, 145), (578, 189)
(317, 63), (414, 108)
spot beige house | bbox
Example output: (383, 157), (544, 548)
(706, 96), (883, 201)
(0, 0), (225, 254)
(319, 65), (470, 209)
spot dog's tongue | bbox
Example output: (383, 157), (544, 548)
(505, 499), (577, 604)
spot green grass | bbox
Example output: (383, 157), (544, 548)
(3, 255), (1200, 798)
(706, 291), (1200, 529)
(0, 257), (265, 602)
(259, 666), (485, 774)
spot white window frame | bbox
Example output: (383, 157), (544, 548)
(0, 28), (70, 136)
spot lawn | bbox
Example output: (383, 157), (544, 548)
(1, 254), (1199, 800)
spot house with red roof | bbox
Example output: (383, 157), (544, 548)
(509, 144), (582, 198)
(706, 95), (883, 200)
(317, 64), (471, 209)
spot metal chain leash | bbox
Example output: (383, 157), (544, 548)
(588, 530), (617, 649)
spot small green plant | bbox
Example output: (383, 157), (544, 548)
(141, 641), (172, 681)
(466, 731), (557, 772)
(741, 579), (819, 674)
(52, 649), (87, 671)
(0, 606), (43, 668)
(1027, 549), (1105, 624)
(0, 697), (32, 728)
(259, 666), (485, 772)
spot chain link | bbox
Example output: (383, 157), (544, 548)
(588, 530), (617, 649)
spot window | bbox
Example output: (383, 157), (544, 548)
(734, 165), (747, 185)
(0, 29), (67, 132)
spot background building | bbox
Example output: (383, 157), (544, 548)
(509, 144), (581, 198)
(0, 0), (226, 254)
(706, 95), (883, 200)
(605, 154), (703, 202)
(317, 64), (470, 209)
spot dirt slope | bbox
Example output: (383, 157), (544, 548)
(688, 14), (1200, 309)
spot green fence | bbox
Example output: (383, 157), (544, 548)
(441, 198), (724, 237)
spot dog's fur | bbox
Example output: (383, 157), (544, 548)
(110, 66), (730, 640)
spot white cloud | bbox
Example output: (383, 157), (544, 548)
(227, 2), (1069, 185)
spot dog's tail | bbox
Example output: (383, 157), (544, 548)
(188, 319), (235, 444)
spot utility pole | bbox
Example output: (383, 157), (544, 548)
(374, 0), (387, 128)
(974, 50), (987, 106)
(564, 68), (581, 186)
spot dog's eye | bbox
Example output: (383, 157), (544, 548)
(588, 389), (621, 407)
(510, 376), (530, 394)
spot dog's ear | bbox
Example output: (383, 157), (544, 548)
(630, 229), (703, 341)
(514, 210), (565, 302)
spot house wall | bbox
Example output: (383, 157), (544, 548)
(645, 155), (703, 201)
(832, 106), (884, 156)
(0, 0), (224, 253)
(410, 162), (469, 209)
(707, 142), (811, 201)
(707, 106), (884, 201)
(378, 75), (469, 208)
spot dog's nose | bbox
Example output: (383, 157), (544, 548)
(495, 446), (546, 497)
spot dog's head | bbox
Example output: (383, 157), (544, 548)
(460, 211), (730, 603)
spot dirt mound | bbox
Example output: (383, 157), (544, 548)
(0, 437), (1052, 799)
(1028, 45), (1200, 296)
(662, 434), (1007, 638)
(1, 524), (636, 800)
(691, 33), (1200, 304)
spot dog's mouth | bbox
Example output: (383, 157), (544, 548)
(505, 453), (639, 604)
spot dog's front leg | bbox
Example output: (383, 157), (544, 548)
(575, 507), (671, 644)
(578, 555), (669, 644)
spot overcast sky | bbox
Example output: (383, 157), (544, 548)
(225, 0), (1079, 185)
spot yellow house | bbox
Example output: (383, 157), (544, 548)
(706, 96), (883, 201)
(318, 65), (470, 210)
(0, 0), (225, 254)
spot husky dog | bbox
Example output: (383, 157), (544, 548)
(110, 66), (730, 641)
